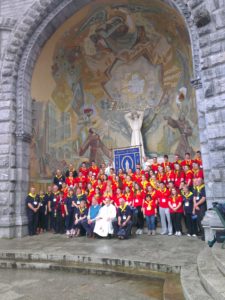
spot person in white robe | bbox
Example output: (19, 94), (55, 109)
(125, 111), (145, 159)
(94, 198), (117, 237)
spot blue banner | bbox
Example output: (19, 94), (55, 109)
(113, 147), (141, 173)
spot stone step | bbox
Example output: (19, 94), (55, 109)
(212, 244), (225, 277)
(0, 258), (183, 300)
(197, 247), (225, 300)
(180, 265), (212, 300)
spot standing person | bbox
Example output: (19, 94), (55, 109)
(48, 185), (60, 233)
(53, 169), (65, 190)
(94, 197), (116, 238)
(64, 188), (76, 237)
(133, 184), (144, 235)
(113, 198), (133, 240)
(168, 188), (183, 236)
(193, 178), (207, 239)
(26, 187), (40, 236)
(72, 200), (88, 237)
(158, 182), (172, 235)
(65, 163), (78, 178)
(37, 190), (47, 233)
(142, 194), (157, 236)
(44, 185), (53, 231)
(81, 196), (101, 237)
(55, 191), (66, 234)
(182, 185), (198, 237)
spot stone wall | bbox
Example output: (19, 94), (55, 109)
(0, 0), (225, 238)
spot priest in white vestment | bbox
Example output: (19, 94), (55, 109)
(94, 198), (117, 237)
(125, 111), (145, 159)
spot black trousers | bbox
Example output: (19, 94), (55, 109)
(27, 212), (38, 236)
(55, 211), (65, 234)
(50, 211), (57, 232)
(38, 210), (46, 230)
(196, 206), (206, 235)
(133, 206), (144, 229)
(185, 214), (198, 235)
(113, 220), (133, 239)
(170, 213), (183, 232)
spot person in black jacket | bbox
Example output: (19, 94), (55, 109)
(26, 187), (40, 236)
(182, 185), (198, 237)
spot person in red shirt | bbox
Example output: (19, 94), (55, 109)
(55, 191), (66, 234)
(118, 168), (125, 181)
(89, 161), (99, 176)
(142, 194), (157, 235)
(194, 150), (203, 169)
(133, 183), (144, 234)
(65, 171), (76, 188)
(79, 162), (89, 177)
(165, 165), (175, 184)
(151, 157), (159, 174)
(123, 175), (134, 190)
(161, 154), (172, 171)
(174, 163), (185, 189)
(184, 165), (193, 187)
(114, 188), (125, 208)
(133, 168), (142, 184)
(124, 186), (134, 206)
(168, 188), (183, 236)
(192, 162), (204, 179)
(140, 174), (150, 191)
(157, 182), (172, 235)
(157, 166), (167, 184)
(61, 182), (68, 199)
(181, 152), (194, 170)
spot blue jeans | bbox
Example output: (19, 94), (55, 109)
(146, 215), (156, 230)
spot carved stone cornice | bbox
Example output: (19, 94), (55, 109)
(0, 17), (17, 30)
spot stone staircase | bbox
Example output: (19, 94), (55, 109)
(181, 244), (225, 300)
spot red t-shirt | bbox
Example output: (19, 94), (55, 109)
(65, 177), (76, 187)
(166, 171), (175, 183)
(174, 170), (185, 188)
(168, 194), (183, 213)
(157, 172), (167, 184)
(79, 167), (89, 177)
(143, 199), (157, 216)
(124, 192), (134, 206)
(193, 169), (204, 179)
(133, 191), (144, 207)
(158, 188), (170, 208)
(185, 170), (193, 186)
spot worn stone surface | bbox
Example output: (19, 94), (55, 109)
(0, 0), (225, 237)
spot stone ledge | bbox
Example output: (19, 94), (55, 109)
(180, 265), (211, 300)
(197, 247), (225, 300)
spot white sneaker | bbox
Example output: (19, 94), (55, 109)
(168, 233), (173, 236)
(139, 229), (143, 235)
(160, 232), (167, 235)
(177, 232), (182, 236)
(187, 234), (191, 237)
(192, 234), (197, 237)
(175, 232), (178, 236)
(136, 229), (140, 235)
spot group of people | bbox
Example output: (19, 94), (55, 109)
(26, 151), (207, 240)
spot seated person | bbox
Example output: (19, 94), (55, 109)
(72, 200), (88, 237)
(93, 197), (116, 238)
(81, 196), (101, 237)
(113, 198), (133, 240)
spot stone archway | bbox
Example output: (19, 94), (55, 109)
(0, 0), (220, 237)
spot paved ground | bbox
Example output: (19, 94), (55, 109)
(0, 269), (164, 300)
(0, 232), (204, 269)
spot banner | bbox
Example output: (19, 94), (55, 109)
(113, 147), (141, 173)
